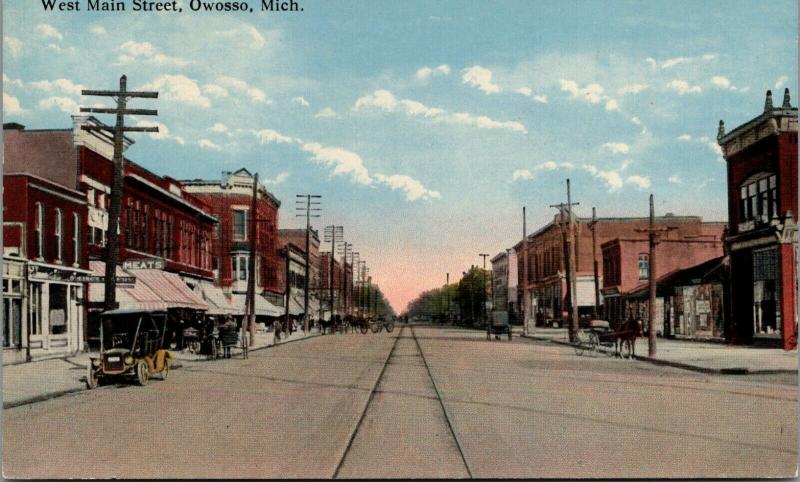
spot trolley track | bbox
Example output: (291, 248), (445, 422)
(333, 324), (472, 479)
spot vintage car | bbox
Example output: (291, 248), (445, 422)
(86, 308), (172, 388)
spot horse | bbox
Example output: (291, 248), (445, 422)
(614, 318), (644, 359)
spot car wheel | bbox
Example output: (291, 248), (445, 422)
(161, 359), (170, 380)
(86, 364), (99, 390)
(136, 361), (149, 386)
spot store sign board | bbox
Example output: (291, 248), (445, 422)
(123, 259), (165, 270)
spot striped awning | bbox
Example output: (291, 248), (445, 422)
(230, 293), (282, 317)
(127, 269), (208, 310)
(199, 280), (238, 315)
(288, 296), (305, 316)
(87, 261), (168, 311)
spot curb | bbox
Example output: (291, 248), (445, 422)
(521, 334), (797, 375)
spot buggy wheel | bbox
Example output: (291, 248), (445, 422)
(360, 324), (368, 334)
(588, 333), (600, 355)
(160, 359), (170, 380)
(371, 323), (380, 334)
(86, 364), (99, 389)
(386, 322), (394, 333)
(621, 339), (633, 359)
(573, 331), (586, 356)
(136, 361), (149, 386)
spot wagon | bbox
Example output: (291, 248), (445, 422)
(574, 319), (637, 358)
(487, 311), (512, 341)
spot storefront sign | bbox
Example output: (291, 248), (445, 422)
(123, 259), (166, 270)
(73, 275), (137, 284)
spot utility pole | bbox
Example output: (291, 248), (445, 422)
(480, 254), (490, 329)
(324, 225), (343, 318)
(446, 272), (450, 324)
(244, 173), (259, 350)
(522, 206), (528, 335)
(337, 241), (352, 315)
(296, 194), (321, 333)
(80, 75), (158, 312)
(366, 275), (372, 317)
(550, 179), (580, 342)
(635, 194), (676, 357)
(588, 207), (600, 319)
(283, 245), (291, 336)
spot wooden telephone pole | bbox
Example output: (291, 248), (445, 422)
(80, 75), (158, 312)
(324, 225), (343, 318)
(588, 207), (600, 319)
(296, 195), (321, 333)
(243, 173), (259, 354)
(550, 179), (580, 342)
(479, 253), (490, 327)
(635, 194), (676, 357)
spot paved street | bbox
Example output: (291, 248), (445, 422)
(4, 324), (797, 479)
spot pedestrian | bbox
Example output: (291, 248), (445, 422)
(274, 318), (282, 344)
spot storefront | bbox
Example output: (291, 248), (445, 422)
(23, 261), (91, 361)
(3, 258), (27, 364)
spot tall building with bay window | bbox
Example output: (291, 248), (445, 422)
(182, 169), (283, 317)
(718, 89), (798, 349)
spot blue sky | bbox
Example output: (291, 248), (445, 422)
(3, 0), (797, 310)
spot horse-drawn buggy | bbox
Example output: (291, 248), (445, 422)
(487, 311), (512, 341)
(573, 319), (642, 358)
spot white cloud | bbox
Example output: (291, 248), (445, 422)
(626, 175), (651, 190)
(253, 128), (296, 144)
(583, 164), (624, 193)
(618, 83), (648, 95)
(29, 78), (85, 96)
(117, 40), (190, 67)
(264, 172), (290, 186)
(645, 57), (658, 69)
(605, 98), (619, 111)
(657, 53), (717, 69)
(301, 142), (372, 186)
(666, 79), (702, 95)
(198, 139), (222, 151)
(708, 141), (723, 158)
(602, 142), (630, 154)
(314, 107), (339, 119)
(675, 133), (724, 161)
(710, 75), (739, 91)
(462, 65), (501, 94)
(676, 134), (692, 141)
(136, 120), (184, 145)
(142, 75), (210, 108)
(4, 36), (22, 58)
(512, 169), (533, 181)
(292, 96), (310, 107)
(38, 96), (78, 113)
(560, 79), (609, 105)
(4, 93), (24, 115)
(354, 89), (525, 134)
(3, 74), (24, 89)
(202, 84), (229, 98)
(668, 175), (682, 184)
(90, 26), (107, 36)
(776, 75), (789, 89)
(374, 173), (441, 201)
(416, 64), (450, 80)
(217, 76), (270, 104)
(208, 122), (229, 134)
(515, 86), (548, 103)
(35, 24), (62, 41)
(219, 24), (268, 49)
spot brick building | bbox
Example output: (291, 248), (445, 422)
(278, 228), (321, 319)
(182, 169), (283, 317)
(718, 89), (798, 349)
(601, 224), (726, 337)
(2, 173), (90, 363)
(514, 212), (725, 328)
(318, 252), (353, 319)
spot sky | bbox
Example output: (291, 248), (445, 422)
(3, 0), (797, 312)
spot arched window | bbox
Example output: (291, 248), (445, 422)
(54, 209), (63, 261)
(34, 203), (44, 259)
(73, 213), (80, 266)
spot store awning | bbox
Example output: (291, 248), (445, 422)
(87, 261), (168, 311)
(230, 294), (282, 317)
(288, 296), (305, 316)
(199, 281), (238, 315)
(127, 269), (208, 310)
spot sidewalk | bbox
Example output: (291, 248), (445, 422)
(3, 328), (319, 409)
(522, 328), (798, 374)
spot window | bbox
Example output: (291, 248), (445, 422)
(232, 254), (249, 281)
(98, 193), (106, 209)
(638, 253), (649, 280)
(740, 174), (779, 223)
(142, 206), (149, 252)
(54, 209), (63, 261)
(34, 203), (44, 259)
(30, 283), (42, 335)
(73, 213), (80, 265)
(233, 209), (247, 240)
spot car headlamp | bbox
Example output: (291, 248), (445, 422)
(124, 355), (134, 365)
(91, 358), (101, 367)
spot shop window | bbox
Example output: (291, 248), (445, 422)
(638, 253), (649, 280)
(54, 208), (63, 261)
(233, 209), (247, 241)
(34, 202), (44, 259)
(753, 247), (781, 335)
(30, 283), (42, 335)
(49, 284), (68, 335)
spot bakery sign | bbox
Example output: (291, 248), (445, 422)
(123, 259), (166, 270)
